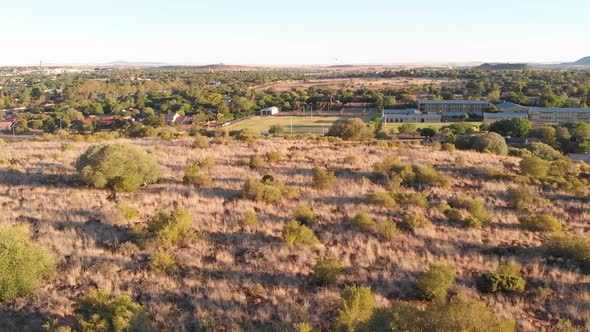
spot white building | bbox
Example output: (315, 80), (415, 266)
(528, 107), (590, 123)
(382, 109), (441, 124)
(417, 100), (491, 116)
(260, 106), (279, 116)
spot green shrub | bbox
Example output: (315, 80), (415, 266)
(292, 204), (317, 226)
(117, 201), (139, 221)
(199, 156), (216, 170)
(402, 213), (432, 230)
(249, 155), (265, 169)
(75, 290), (148, 332)
(362, 294), (515, 332)
(545, 235), (590, 261)
(241, 178), (298, 203)
(327, 118), (374, 141)
(440, 143), (456, 152)
(145, 207), (194, 245)
(192, 133), (210, 148)
(520, 156), (550, 178)
(417, 264), (456, 301)
(76, 143), (160, 192)
(351, 212), (377, 232)
(394, 192), (428, 208)
(525, 142), (563, 161)
(411, 164), (450, 188)
(293, 321), (315, 332)
(312, 167), (336, 190)
(61, 142), (75, 151)
(497, 260), (522, 277)
(313, 256), (343, 285)
(505, 186), (537, 211)
(282, 221), (320, 246)
(268, 124), (285, 135)
(0, 224), (55, 302)
(420, 294), (515, 332)
(182, 162), (213, 188)
(377, 219), (400, 240)
(234, 129), (256, 141)
(556, 317), (583, 332)
(519, 214), (562, 233)
(367, 191), (396, 209)
(443, 208), (463, 222)
(455, 133), (508, 155)
(448, 196), (491, 227)
(476, 273), (526, 293)
(240, 211), (259, 228)
(149, 250), (177, 273)
(335, 286), (377, 331)
(265, 151), (283, 164)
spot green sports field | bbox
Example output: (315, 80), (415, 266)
(227, 115), (482, 135)
(227, 116), (366, 135)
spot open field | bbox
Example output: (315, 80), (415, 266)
(227, 114), (376, 134)
(0, 136), (589, 331)
(251, 77), (461, 91)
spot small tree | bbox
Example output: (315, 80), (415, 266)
(292, 204), (317, 226)
(520, 156), (550, 178)
(76, 143), (160, 192)
(335, 286), (377, 331)
(417, 264), (456, 301)
(149, 250), (177, 273)
(313, 257), (343, 285)
(398, 123), (418, 135)
(312, 167), (336, 190)
(268, 124), (285, 135)
(519, 214), (562, 233)
(75, 290), (148, 332)
(419, 127), (437, 138)
(282, 221), (320, 246)
(182, 162), (212, 188)
(0, 224), (55, 302)
(327, 118), (373, 140)
(146, 207), (194, 245)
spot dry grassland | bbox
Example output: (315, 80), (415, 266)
(251, 77), (459, 91)
(0, 137), (588, 331)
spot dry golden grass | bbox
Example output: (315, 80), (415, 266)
(251, 77), (459, 91)
(0, 137), (588, 331)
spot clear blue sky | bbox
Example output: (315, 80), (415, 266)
(1, 0), (589, 65)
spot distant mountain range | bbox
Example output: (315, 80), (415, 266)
(561, 56), (590, 66)
(476, 63), (529, 70)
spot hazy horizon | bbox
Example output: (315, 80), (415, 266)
(2, 0), (589, 66)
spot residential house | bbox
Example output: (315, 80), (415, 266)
(260, 106), (279, 116)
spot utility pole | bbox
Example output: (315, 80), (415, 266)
(290, 116), (293, 134)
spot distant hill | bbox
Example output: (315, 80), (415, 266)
(562, 56), (590, 66)
(105, 61), (167, 67)
(476, 63), (529, 70)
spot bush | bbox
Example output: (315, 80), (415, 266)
(149, 250), (177, 273)
(192, 133), (209, 148)
(372, 157), (448, 188)
(240, 211), (259, 228)
(520, 156), (550, 178)
(377, 219), (400, 240)
(335, 286), (377, 331)
(417, 264), (456, 301)
(293, 322), (315, 332)
(75, 290), (148, 332)
(519, 214), (562, 233)
(497, 260), (522, 277)
(455, 133), (508, 155)
(268, 124), (285, 135)
(411, 164), (450, 187)
(402, 213), (432, 230)
(265, 151), (283, 164)
(241, 178), (298, 203)
(505, 186), (536, 211)
(362, 294), (515, 332)
(282, 221), (320, 246)
(117, 201), (139, 221)
(76, 143), (160, 192)
(367, 191), (396, 209)
(145, 207), (194, 245)
(440, 143), (456, 152)
(477, 273), (526, 293)
(199, 156), (216, 170)
(182, 162), (212, 188)
(312, 167), (336, 190)
(313, 257), (343, 285)
(292, 204), (317, 226)
(249, 155), (265, 169)
(525, 142), (563, 161)
(234, 129), (257, 141)
(448, 196), (491, 227)
(394, 192), (428, 208)
(351, 212), (377, 232)
(0, 224), (55, 302)
(545, 235), (590, 261)
(327, 118), (374, 141)
(443, 207), (463, 222)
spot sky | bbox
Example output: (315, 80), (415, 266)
(1, 0), (589, 66)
